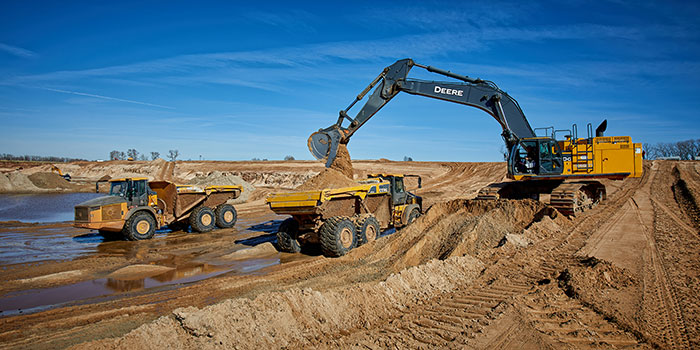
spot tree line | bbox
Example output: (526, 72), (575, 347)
(109, 149), (180, 161)
(0, 153), (86, 162)
(643, 139), (700, 160)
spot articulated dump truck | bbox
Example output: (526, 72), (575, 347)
(266, 174), (422, 257)
(74, 177), (242, 240)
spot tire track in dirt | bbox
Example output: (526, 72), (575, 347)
(671, 164), (700, 230)
(520, 285), (641, 349)
(636, 164), (692, 349)
(323, 281), (532, 348)
(157, 161), (175, 181)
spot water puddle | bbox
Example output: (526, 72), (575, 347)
(0, 216), (319, 318)
(0, 256), (282, 317)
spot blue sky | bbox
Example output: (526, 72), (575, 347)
(1, 1), (698, 161)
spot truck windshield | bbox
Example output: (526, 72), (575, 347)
(109, 181), (128, 197)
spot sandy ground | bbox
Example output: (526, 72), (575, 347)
(0, 159), (698, 349)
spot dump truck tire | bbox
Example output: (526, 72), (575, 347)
(122, 211), (156, 240)
(276, 218), (301, 253)
(189, 206), (215, 233)
(320, 216), (357, 257)
(357, 215), (380, 246)
(407, 208), (421, 225)
(215, 204), (237, 228)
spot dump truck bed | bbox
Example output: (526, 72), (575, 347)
(266, 181), (390, 216)
(150, 181), (242, 222)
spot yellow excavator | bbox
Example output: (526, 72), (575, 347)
(51, 165), (71, 181)
(308, 58), (642, 215)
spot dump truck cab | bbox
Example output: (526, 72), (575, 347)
(107, 178), (157, 207)
(365, 173), (422, 209)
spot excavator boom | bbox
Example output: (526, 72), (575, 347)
(308, 58), (535, 166)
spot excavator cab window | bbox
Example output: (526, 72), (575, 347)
(512, 141), (538, 175)
(538, 139), (563, 175)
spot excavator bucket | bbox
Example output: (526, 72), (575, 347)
(308, 128), (343, 167)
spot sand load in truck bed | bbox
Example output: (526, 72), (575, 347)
(268, 179), (390, 216)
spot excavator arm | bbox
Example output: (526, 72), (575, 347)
(308, 58), (535, 166)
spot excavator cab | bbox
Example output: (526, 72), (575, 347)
(510, 138), (563, 176)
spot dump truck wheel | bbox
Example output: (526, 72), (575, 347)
(215, 204), (237, 228)
(122, 211), (156, 240)
(276, 218), (301, 253)
(189, 206), (215, 233)
(320, 216), (357, 257)
(357, 215), (380, 245)
(406, 208), (421, 225)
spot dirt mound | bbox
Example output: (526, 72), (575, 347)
(28, 172), (77, 190)
(107, 265), (175, 280)
(363, 199), (548, 271)
(189, 171), (255, 204)
(0, 173), (12, 192)
(329, 143), (353, 179)
(0, 171), (41, 192)
(73, 255), (483, 350)
(295, 168), (357, 191)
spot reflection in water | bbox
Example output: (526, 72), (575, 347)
(246, 220), (283, 234)
(0, 257), (279, 317)
(0, 214), (294, 317)
(106, 278), (144, 292)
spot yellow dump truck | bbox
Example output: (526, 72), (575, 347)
(74, 177), (242, 240)
(266, 174), (422, 257)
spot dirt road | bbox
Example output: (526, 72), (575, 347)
(0, 160), (698, 349)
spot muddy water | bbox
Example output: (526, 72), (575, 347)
(0, 214), (305, 318)
(0, 193), (101, 223)
(0, 257), (282, 317)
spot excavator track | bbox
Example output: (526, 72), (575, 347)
(550, 183), (589, 216)
(550, 182), (605, 215)
(477, 181), (606, 216)
(476, 183), (508, 200)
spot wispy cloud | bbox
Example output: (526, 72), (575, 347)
(0, 42), (37, 58)
(40, 87), (175, 110)
(5, 20), (692, 90)
(244, 9), (317, 32)
(5, 31), (479, 86)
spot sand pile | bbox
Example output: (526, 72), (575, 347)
(295, 168), (357, 191)
(329, 143), (353, 179)
(0, 174), (12, 192)
(189, 171), (255, 204)
(363, 199), (548, 271)
(0, 171), (41, 192)
(74, 255), (483, 350)
(28, 172), (80, 190)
